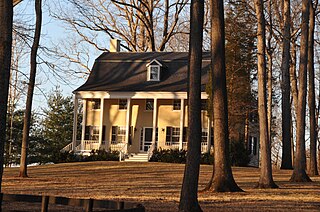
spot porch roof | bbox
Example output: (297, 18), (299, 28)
(74, 52), (211, 93)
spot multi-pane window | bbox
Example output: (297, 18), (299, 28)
(85, 126), (100, 140)
(166, 127), (180, 145)
(90, 99), (101, 110)
(145, 99), (154, 111)
(201, 128), (208, 143)
(147, 65), (160, 81)
(111, 126), (126, 144)
(173, 99), (181, 110)
(119, 99), (128, 110)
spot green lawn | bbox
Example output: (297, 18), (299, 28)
(3, 162), (320, 211)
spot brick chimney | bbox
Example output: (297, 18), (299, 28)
(110, 39), (121, 52)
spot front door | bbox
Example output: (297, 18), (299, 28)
(140, 127), (158, 152)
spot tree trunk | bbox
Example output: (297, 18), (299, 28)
(0, 0), (13, 194)
(280, 0), (293, 170)
(179, 0), (204, 211)
(254, 0), (278, 188)
(307, 0), (318, 176)
(19, 0), (42, 177)
(207, 0), (242, 192)
(290, 0), (311, 182)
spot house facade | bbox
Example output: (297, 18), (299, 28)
(63, 41), (259, 164)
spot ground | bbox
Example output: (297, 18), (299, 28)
(2, 162), (320, 211)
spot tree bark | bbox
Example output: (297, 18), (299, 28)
(0, 0), (13, 194)
(19, 0), (42, 177)
(290, 0), (311, 182)
(280, 0), (293, 170)
(307, 0), (318, 176)
(179, 0), (204, 211)
(254, 0), (278, 188)
(207, 0), (242, 192)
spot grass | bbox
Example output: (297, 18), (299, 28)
(3, 161), (320, 211)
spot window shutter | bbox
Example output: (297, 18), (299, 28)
(248, 136), (252, 154)
(111, 126), (117, 142)
(129, 126), (133, 145)
(85, 126), (90, 140)
(183, 127), (188, 142)
(166, 126), (172, 143)
(102, 126), (106, 141)
(253, 137), (257, 155)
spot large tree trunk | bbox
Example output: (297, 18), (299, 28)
(254, 0), (278, 188)
(179, 0), (204, 211)
(308, 0), (318, 176)
(290, 0), (311, 182)
(19, 0), (42, 177)
(207, 0), (242, 192)
(0, 0), (13, 194)
(280, 0), (293, 170)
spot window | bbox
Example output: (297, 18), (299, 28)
(166, 126), (180, 145)
(84, 126), (100, 140)
(173, 99), (181, 110)
(119, 99), (128, 110)
(201, 100), (207, 111)
(201, 128), (208, 143)
(145, 99), (154, 111)
(111, 126), (126, 144)
(90, 99), (101, 110)
(148, 66), (160, 81)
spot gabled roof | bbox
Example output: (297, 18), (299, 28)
(74, 52), (211, 93)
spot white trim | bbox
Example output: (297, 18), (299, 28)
(72, 96), (78, 151)
(147, 65), (160, 81)
(207, 115), (212, 153)
(179, 99), (185, 150)
(125, 98), (131, 153)
(75, 91), (209, 100)
(98, 98), (104, 148)
(152, 99), (158, 152)
(146, 59), (163, 67)
(81, 99), (87, 143)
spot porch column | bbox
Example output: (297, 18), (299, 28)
(125, 98), (131, 153)
(81, 99), (87, 150)
(152, 98), (158, 151)
(72, 95), (78, 151)
(207, 115), (212, 153)
(98, 98), (105, 150)
(179, 99), (185, 150)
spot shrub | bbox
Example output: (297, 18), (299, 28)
(150, 148), (214, 164)
(52, 150), (119, 163)
(230, 139), (250, 166)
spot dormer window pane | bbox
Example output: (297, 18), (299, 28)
(150, 66), (159, 80)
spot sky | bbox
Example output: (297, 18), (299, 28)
(13, 0), (98, 113)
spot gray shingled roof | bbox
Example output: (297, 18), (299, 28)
(74, 52), (211, 93)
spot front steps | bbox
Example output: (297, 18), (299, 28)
(124, 153), (149, 162)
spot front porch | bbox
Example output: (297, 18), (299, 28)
(65, 91), (212, 160)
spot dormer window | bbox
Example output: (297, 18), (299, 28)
(147, 59), (162, 81)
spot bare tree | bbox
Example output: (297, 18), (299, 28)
(50, 0), (189, 52)
(204, 0), (242, 192)
(280, 0), (293, 170)
(0, 0), (13, 198)
(254, 0), (278, 188)
(308, 0), (318, 176)
(179, 0), (204, 211)
(19, 0), (42, 177)
(290, 0), (311, 182)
